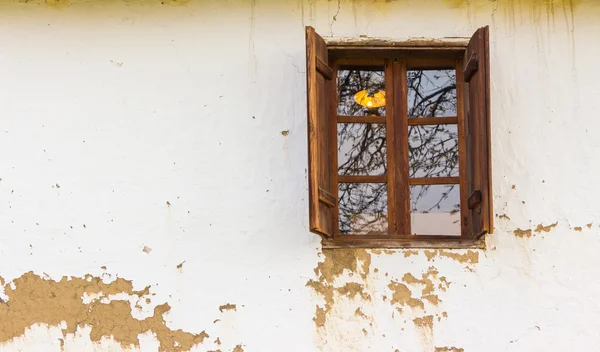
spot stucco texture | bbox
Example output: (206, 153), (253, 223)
(0, 0), (599, 351)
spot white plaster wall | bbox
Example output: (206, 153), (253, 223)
(0, 0), (599, 351)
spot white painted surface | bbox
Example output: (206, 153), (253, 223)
(0, 0), (599, 351)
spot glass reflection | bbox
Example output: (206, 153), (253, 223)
(407, 70), (456, 118)
(339, 183), (388, 235)
(338, 69), (386, 116)
(410, 185), (460, 236)
(338, 123), (386, 176)
(409, 124), (458, 178)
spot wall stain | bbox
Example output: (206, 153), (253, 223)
(45, 0), (69, 8)
(232, 345), (245, 352)
(0, 272), (209, 351)
(573, 226), (582, 232)
(160, 0), (191, 6)
(435, 347), (465, 352)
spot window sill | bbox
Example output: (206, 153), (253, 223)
(322, 235), (485, 249)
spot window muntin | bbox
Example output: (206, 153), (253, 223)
(334, 61), (462, 237)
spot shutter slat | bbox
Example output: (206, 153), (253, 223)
(316, 57), (333, 80)
(464, 26), (493, 238)
(306, 26), (335, 238)
(463, 52), (478, 82)
(318, 188), (336, 207)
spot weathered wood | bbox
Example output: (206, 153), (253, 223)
(316, 57), (333, 80)
(406, 58), (458, 70)
(329, 59), (339, 237)
(335, 58), (385, 67)
(467, 190), (482, 209)
(395, 60), (411, 236)
(456, 59), (469, 238)
(325, 36), (469, 48)
(318, 187), (336, 207)
(306, 26), (334, 238)
(338, 175), (387, 183)
(464, 26), (493, 238)
(384, 60), (396, 234)
(409, 177), (460, 186)
(328, 48), (466, 61)
(337, 115), (386, 124)
(408, 117), (458, 126)
(463, 52), (478, 83)
(322, 235), (485, 249)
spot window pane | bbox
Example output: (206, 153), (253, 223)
(338, 123), (386, 176)
(338, 68), (386, 116)
(407, 70), (456, 118)
(409, 124), (459, 178)
(410, 185), (460, 236)
(339, 183), (388, 235)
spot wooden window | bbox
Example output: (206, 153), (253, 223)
(306, 26), (492, 249)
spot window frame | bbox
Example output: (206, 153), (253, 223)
(306, 27), (492, 249)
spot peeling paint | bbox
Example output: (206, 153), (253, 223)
(514, 228), (533, 238)
(535, 222), (558, 233)
(354, 307), (367, 319)
(0, 272), (208, 351)
(335, 282), (371, 300)
(313, 306), (326, 327)
(424, 250), (479, 265)
(371, 249), (395, 255)
(435, 347), (465, 352)
(218, 303), (237, 312)
(413, 315), (434, 329)
(403, 250), (420, 258)
(45, 0), (69, 8)
(306, 249), (371, 327)
(160, 0), (192, 6)
(388, 281), (424, 310)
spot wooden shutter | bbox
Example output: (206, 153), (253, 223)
(306, 26), (335, 238)
(463, 26), (493, 238)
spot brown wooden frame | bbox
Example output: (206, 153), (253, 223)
(306, 27), (492, 249)
(328, 56), (470, 248)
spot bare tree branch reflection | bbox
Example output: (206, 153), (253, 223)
(336, 69), (460, 234)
